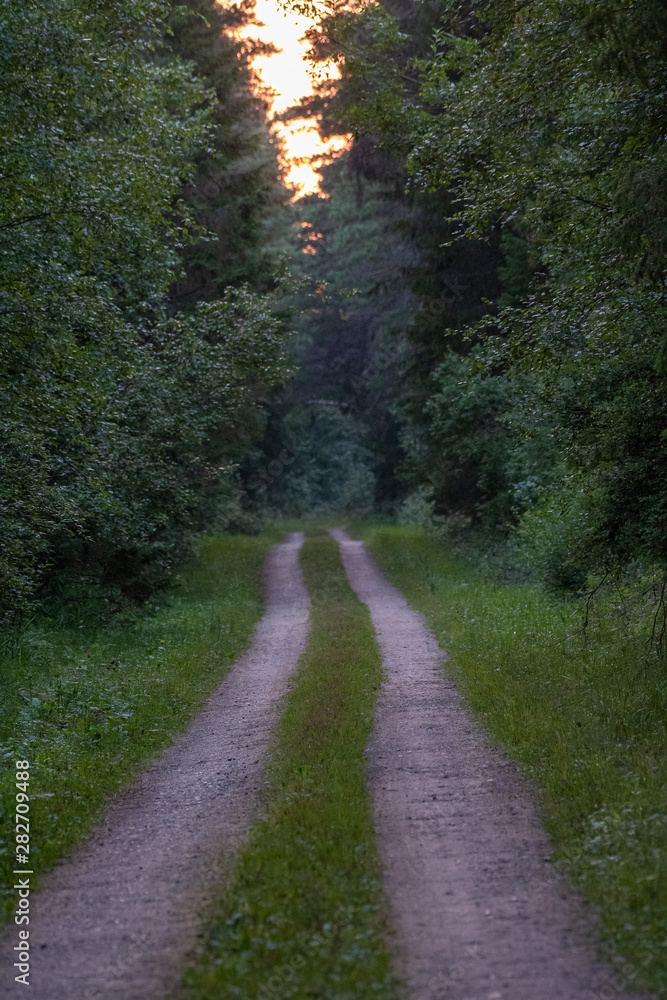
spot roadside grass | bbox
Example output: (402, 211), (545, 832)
(0, 533), (272, 921)
(177, 533), (396, 1000)
(351, 522), (667, 997)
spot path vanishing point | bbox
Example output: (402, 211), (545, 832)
(1, 529), (656, 1000)
(1, 533), (310, 1000)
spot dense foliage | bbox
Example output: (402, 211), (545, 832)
(408, 0), (667, 576)
(0, 0), (289, 622)
(242, 151), (414, 516)
(167, 0), (285, 305)
(291, 0), (667, 607)
(4, 0), (665, 624)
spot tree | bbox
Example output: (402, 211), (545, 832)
(301, 0), (667, 581)
(0, 0), (290, 621)
(241, 151), (415, 516)
(166, 0), (286, 306)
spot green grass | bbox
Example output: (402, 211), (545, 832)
(176, 532), (396, 1000)
(349, 522), (667, 996)
(0, 533), (272, 920)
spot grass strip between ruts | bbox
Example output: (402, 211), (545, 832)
(177, 532), (397, 1000)
(0, 534), (271, 921)
(352, 522), (667, 998)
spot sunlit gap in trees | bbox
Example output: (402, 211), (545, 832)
(237, 0), (349, 198)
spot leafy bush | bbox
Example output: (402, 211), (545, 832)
(0, 0), (289, 622)
(318, 0), (667, 608)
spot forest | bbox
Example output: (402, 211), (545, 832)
(0, 0), (289, 622)
(3, 0), (665, 633)
(0, 0), (666, 996)
(260, 0), (667, 625)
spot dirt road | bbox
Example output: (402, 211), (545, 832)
(1, 533), (309, 1000)
(330, 528), (655, 1000)
(2, 528), (656, 1000)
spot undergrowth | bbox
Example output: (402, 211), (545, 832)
(0, 534), (271, 920)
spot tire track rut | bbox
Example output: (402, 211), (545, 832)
(331, 528), (655, 1000)
(1, 532), (309, 1000)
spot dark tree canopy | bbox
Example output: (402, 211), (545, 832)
(0, 0), (289, 621)
(266, 0), (667, 592)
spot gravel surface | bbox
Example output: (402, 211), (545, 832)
(330, 528), (656, 1000)
(1, 533), (309, 1000)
